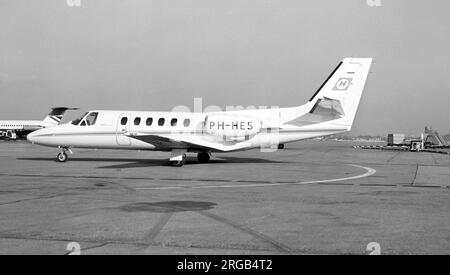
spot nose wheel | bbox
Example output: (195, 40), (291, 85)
(57, 152), (68, 163)
(56, 147), (71, 163)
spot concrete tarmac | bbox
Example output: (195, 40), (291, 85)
(0, 140), (449, 254)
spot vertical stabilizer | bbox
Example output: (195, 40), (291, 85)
(42, 107), (78, 126)
(308, 58), (373, 129)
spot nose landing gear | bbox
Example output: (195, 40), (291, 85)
(57, 152), (68, 162)
(56, 147), (72, 163)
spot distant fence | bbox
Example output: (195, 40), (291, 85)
(353, 145), (450, 155)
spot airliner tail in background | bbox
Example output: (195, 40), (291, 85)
(0, 107), (77, 140)
(42, 107), (75, 126)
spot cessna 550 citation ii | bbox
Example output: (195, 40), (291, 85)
(0, 107), (76, 141)
(28, 58), (372, 167)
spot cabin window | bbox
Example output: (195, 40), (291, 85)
(134, 117), (141, 126)
(171, 118), (178, 127)
(146, 118), (153, 126)
(120, 117), (128, 125)
(85, 112), (98, 126)
(158, 118), (165, 126)
(183, 119), (190, 127)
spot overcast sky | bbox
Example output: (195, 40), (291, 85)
(0, 0), (449, 135)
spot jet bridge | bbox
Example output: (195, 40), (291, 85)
(424, 126), (449, 147)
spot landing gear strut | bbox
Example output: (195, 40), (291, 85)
(169, 149), (187, 167)
(197, 152), (211, 163)
(170, 154), (186, 167)
(56, 147), (71, 163)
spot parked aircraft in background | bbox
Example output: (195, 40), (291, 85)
(0, 107), (77, 140)
(28, 58), (372, 166)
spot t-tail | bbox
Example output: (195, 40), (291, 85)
(287, 58), (372, 131)
(42, 107), (78, 126)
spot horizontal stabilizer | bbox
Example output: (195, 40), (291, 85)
(310, 97), (345, 117)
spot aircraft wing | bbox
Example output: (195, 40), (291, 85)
(128, 134), (187, 149)
(126, 133), (250, 152)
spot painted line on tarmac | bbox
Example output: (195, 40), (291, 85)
(136, 164), (377, 191)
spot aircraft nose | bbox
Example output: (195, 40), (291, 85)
(27, 131), (39, 144)
(27, 129), (47, 144)
(27, 126), (62, 146)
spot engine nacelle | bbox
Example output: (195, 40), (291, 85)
(204, 114), (262, 141)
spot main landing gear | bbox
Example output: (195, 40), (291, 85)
(170, 154), (187, 167)
(197, 152), (211, 163)
(56, 147), (72, 163)
(169, 150), (211, 167)
(169, 149), (187, 167)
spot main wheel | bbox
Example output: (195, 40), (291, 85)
(197, 152), (210, 163)
(170, 154), (186, 167)
(57, 152), (68, 163)
(278, 144), (285, 150)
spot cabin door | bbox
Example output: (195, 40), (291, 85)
(116, 114), (132, 146)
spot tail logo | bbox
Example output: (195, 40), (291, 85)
(50, 115), (63, 123)
(333, 78), (352, 91)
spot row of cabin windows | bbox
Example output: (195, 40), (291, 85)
(120, 117), (191, 128)
(1, 125), (25, 127)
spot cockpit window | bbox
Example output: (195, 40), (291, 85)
(71, 112), (88, 125)
(85, 112), (98, 126)
(71, 112), (98, 126)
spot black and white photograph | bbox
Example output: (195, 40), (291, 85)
(0, 0), (449, 259)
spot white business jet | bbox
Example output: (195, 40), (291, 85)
(28, 58), (372, 166)
(0, 107), (77, 140)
